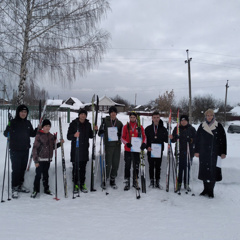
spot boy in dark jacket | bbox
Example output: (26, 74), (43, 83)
(31, 119), (63, 198)
(67, 109), (98, 193)
(98, 106), (123, 189)
(170, 115), (196, 192)
(4, 104), (37, 199)
(145, 111), (168, 189)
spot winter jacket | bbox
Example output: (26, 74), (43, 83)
(32, 130), (59, 163)
(4, 105), (37, 151)
(195, 120), (227, 182)
(121, 121), (146, 152)
(171, 124), (196, 158)
(67, 118), (93, 162)
(145, 120), (168, 157)
(98, 116), (123, 147)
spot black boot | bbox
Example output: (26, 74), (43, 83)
(110, 178), (118, 189)
(124, 178), (130, 191)
(149, 179), (154, 188)
(155, 179), (163, 189)
(200, 181), (209, 196)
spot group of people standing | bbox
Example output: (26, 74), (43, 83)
(3, 104), (227, 200)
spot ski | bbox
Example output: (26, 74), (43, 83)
(90, 95), (99, 192)
(1, 108), (12, 203)
(99, 117), (109, 195)
(73, 122), (80, 199)
(59, 117), (68, 198)
(137, 115), (146, 194)
(176, 109), (181, 195)
(27, 100), (48, 171)
(166, 109), (172, 192)
(53, 133), (60, 201)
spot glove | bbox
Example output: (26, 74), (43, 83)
(140, 143), (147, 150)
(98, 129), (105, 135)
(126, 143), (132, 148)
(175, 135), (180, 140)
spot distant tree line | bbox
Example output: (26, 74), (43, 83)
(112, 90), (234, 123)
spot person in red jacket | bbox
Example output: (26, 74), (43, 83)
(121, 111), (146, 191)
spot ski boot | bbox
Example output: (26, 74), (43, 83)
(31, 191), (38, 198)
(155, 179), (163, 190)
(44, 189), (53, 195)
(149, 179), (154, 188)
(80, 184), (88, 193)
(110, 178), (118, 189)
(124, 179), (130, 191)
(18, 185), (30, 193)
(12, 187), (19, 199)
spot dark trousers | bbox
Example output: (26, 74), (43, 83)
(124, 151), (140, 180)
(178, 155), (191, 185)
(148, 157), (162, 180)
(72, 161), (87, 186)
(10, 150), (29, 188)
(33, 162), (50, 192)
(105, 145), (121, 179)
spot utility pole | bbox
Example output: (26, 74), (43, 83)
(224, 80), (229, 126)
(135, 93), (137, 106)
(185, 49), (192, 124)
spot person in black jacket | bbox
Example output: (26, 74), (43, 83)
(67, 109), (98, 193)
(4, 104), (37, 199)
(145, 111), (168, 189)
(170, 115), (196, 192)
(194, 109), (227, 198)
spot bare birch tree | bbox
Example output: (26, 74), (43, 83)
(0, 0), (110, 104)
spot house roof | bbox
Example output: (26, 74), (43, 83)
(60, 97), (85, 110)
(98, 96), (125, 107)
(47, 99), (63, 106)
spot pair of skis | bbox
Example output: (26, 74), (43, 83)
(99, 117), (108, 195)
(166, 109), (179, 193)
(137, 115), (146, 195)
(1, 108), (13, 203)
(90, 94), (99, 192)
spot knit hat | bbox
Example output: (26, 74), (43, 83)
(129, 111), (137, 117)
(42, 119), (51, 128)
(109, 106), (117, 114)
(78, 108), (87, 116)
(180, 115), (189, 122)
(16, 104), (29, 119)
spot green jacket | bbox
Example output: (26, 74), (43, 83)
(99, 116), (123, 147)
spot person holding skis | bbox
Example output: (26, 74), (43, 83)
(3, 104), (38, 199)
(31, 119), (64, 198)
(121, 111), (146, 191)
(67, 109), (98, 193)
(194, 109), (227, 198)
(169, 114), (196, 192)
(98, 106), (123, 189)
(145, 111), (168, 189)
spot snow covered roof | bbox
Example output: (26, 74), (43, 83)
(98, 96), (125, 106)
(134, 105), (142, 109)
(60, 97), (85, 110)
(46, 99), (63, 106)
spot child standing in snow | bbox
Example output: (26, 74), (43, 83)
(31, 119), (64, 198)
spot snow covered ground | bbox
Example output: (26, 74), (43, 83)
(0, 112), (240, 240)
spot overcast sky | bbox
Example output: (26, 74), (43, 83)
(48, 0), (240, 106)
